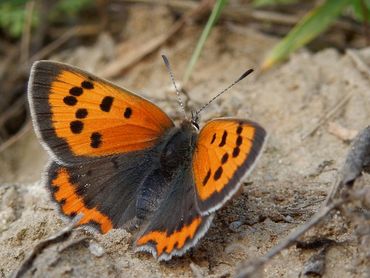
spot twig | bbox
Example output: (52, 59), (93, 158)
(57, 236), (92, 253)
(47, 24), (101, 39)
(0, 47), (19, 83)
(99, 20), (184, 78)
(324, 176), (343, 207)
(0, 97), (25, 127)
(360, 0), (370, 45)
(99, 0), (211, 78)
(20, 0), (35, 64)
(28, 26), (81, 65)
(347, 49), (370, 79)
(122, 0), (363, 33)
(123, 0), (298, 25)
(325, 126), (370, 205)
(327, 121), (358, 142)
(0, 120), (31, 154)
(301, 93), (352, 140)
(123, 0), (196, 11)
(235, 199), (343, 278)
(238, 124), (370, 277)
(11, 217), (81, 278)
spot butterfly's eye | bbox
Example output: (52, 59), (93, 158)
(191, 120), (199, 130)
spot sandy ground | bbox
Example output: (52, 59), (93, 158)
(1, 5), (370, 278)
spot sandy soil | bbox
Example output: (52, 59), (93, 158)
(1, 5), (370, 278)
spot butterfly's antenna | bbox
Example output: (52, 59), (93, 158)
(162, 55), (187, 119)
(195, 69), (254, 117)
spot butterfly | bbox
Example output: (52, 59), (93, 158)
(27, 56), (267, 261)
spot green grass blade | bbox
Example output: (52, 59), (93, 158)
(182, 0), (228, 85)
(351, 0), (370, 22)
(261, 0), (352, 70)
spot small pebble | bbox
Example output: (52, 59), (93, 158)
(117, 260), (130, 269)
(88, 242), (105, 257)
(229, 221), (243, 232)
(284, 215), (294, 223)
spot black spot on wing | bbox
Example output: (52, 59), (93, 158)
(219, 131), (227, 147)
(69, 87), (83, 96)
(221, 153), (229, 164)
(214, 167), (223, 180)
(81, 80), (94, 89)
(210, 134), (216, 144)
(237, 125), (243, 134)
(63, 96), (77, 106)
(236, 136), (243, 146)
(90, 132), (102, 148)
(76, 108), (88, 119)
(70, 120), (84, 134)
(233, 147), (240, 157)
(203, 170), (211, 185)
(100, 96), (114, 112)
(124, 107), (132, 118)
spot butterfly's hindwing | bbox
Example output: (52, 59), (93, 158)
(47, 149), (158, 233)
(135, 163), (213, 261)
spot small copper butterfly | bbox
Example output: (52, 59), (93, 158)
(27, 56), (267, 261)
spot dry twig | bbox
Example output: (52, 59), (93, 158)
(99, 0), (212, 78)
(28, 26), (81, 67)
(20, 1), (35, 64)
(11, 217), (81, 278)
(237, 126), (370, 277)
(0, 121), (31, 154)
(235, 199), (343, 278)
(301, 93), (352, 140)
(328, 122), (358, 142)
(123, 0), (363, 32)
(325, 126), (370, 205)
(347, 49), (370, 79)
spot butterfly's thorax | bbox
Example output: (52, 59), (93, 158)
(159, 120), (197, 179)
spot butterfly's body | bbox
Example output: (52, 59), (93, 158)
(159, 121), (197, 178)
(130, 120), (198, 221)
(28, 60), (266, 261)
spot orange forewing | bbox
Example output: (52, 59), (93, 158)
(193, 119), (265, 211)
(50, 69), (174, 156)
(51, 167), (113, 233)
(136, 217), (202, 256)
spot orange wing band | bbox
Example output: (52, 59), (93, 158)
(136, 217), (202, 256)
(51, 167), (113, 233)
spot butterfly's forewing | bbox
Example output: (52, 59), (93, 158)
(192, 119), (267, 214)
(28, 61), (174, 164)
(135, 164), (214, 261)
